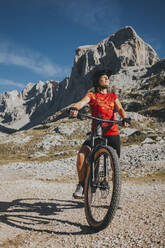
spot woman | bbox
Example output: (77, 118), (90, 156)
(70, 70), (129, 199)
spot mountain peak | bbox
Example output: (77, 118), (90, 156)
(0, 26), (162, 130)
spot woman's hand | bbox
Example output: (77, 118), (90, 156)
(122, 118), (131, 127)
(69, 107), (79, 117)
(69, 95), (90, 118)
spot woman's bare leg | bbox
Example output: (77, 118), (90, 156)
(76, 145), (91, 183)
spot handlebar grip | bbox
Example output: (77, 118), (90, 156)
(69, 107), (79, 111)
(68, 107), (79, 118)
(122, 117), (131, 125)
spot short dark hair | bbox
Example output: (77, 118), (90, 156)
(92, 69), (112, 88)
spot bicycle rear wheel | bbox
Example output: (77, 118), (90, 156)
(84, 145), (121, 231)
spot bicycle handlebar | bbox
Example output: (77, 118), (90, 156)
(43, 107), (131, 126)
(69, 107), (131, 126)
(77, 113), (130, 126)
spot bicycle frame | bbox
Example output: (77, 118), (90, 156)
(90, 121), (107, 185)
(78, 113), (122, 187)
(76, 112), (131, 230)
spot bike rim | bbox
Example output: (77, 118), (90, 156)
(87, 150), (114, 224)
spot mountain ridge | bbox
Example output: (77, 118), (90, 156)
(0, 26), (164, 132)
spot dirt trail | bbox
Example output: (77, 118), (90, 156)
(0, 169), (165, 248)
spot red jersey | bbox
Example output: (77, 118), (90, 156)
(86, 92), (119, 136)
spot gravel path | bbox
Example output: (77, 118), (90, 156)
(0, 165), (165, 248)
(0, 138), (164, 248)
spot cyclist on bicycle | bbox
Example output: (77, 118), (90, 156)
(70, 70), (129, 199)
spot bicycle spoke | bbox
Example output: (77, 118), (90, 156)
(84, 146), (121, 231)
(88, 152), (113, 222)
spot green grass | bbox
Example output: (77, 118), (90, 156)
(36, 174), (78, 183)
(0, 111), (164, 165)
(0, 123), (82, 165)
(0, 142), (79, 165)
(121, 131), (165, 146)
(139, 75), (165, 90)
(36, 170), (165, 184)
(122, 169), (165, 183)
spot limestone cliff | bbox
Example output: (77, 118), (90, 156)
(0, 26), (163, 131)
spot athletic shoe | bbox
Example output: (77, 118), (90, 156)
(73, 183), (84, 199)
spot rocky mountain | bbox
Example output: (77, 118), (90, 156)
(66, 26), (159, 102)
(0, 78), (69, 130)
(0, 26), (164, 132)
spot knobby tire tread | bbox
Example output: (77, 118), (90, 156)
(84, 145), (121, 231)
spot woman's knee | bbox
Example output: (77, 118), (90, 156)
(77, 145), (91, 162)
(78, 145), (91, 156)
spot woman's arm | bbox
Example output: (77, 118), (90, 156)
(115, 98), (127, 118)
(70, 95), (90, 117)
(115, 98), (129, 127)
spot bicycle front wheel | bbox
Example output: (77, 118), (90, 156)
(84, 145), (121, 231)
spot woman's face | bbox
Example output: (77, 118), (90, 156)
(98, 74), (109, 88)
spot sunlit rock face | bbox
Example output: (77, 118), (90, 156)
(66, 26), (159, 102)
(0, 26), (162, 130)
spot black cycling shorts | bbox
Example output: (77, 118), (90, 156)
(83, 135), (120, 158)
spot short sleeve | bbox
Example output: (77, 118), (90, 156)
(85, 92), (94, 103)
(111, 92), (118, 101)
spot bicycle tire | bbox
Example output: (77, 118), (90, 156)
(84, 145), (121, 231)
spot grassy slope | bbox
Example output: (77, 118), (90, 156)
(0, 115), (164, 163)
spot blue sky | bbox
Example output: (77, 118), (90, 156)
(0, 0), (164, 93)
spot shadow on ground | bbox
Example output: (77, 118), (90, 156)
(0, 198), (97, 235)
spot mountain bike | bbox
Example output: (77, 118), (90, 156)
(45, 109), (130, 231)
(75, 112), (130, 231)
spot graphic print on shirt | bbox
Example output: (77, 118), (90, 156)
(86, 92), (119, 136)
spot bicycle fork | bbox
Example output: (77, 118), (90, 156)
(90, 136), (109, 190)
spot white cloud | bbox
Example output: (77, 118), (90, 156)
(55, 0), (121, 35)
(0, 41), (70, 78)
(0, 78), (25, 89)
